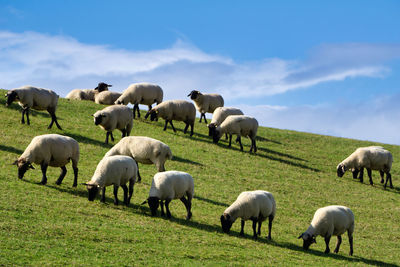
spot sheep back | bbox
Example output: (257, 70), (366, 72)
(115, 83), (163, 105)
(308, 205), (354, 237)
(338, 146), (393, 172)
(218, 115), (258, 138)
(95, 91), (122, 105)
(154, 100), (196, 123)
(93, 105), (133, 132)
(210, 107), (244, 126)
(11, 86), (59, 110)
(149, 171), (194, 200)
(66, 89), (97, 101)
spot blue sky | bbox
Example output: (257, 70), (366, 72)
(1, 1), (400, 144)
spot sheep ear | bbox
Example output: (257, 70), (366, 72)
(187, 91), (192, 97)
(141, 200), (148, 205)
(81, 182), (89, 185)
(108, 84), (112, 87)
(12, 159), (18, 165)
(298, 233), (303, 239)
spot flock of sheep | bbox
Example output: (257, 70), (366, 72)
(4, 82), (395, 256)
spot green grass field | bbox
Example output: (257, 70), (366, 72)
(1, 89), (399, 266)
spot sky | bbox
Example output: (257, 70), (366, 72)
(1, 1), (400, 144)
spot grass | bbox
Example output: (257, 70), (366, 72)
(0, 89), (399, 266)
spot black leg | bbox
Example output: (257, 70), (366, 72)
(121, 129), (126, 138)
(105, 132), (110, 144)
(101, 187), (106, 203)
(160, 200), (165, 216)
(110, 132), (114, 142)
(183, 122), (189, 134)
(56, 166), (67, 185)
(165, 199), (172, 218)
(352, 169), (359, 179)
(26, 108), (30, 125)
(113, 185), (119, 205)
(237, 136), (243, 151)
(21, 108), (25, 124)
(136, 104), (141, 118)
(190, 123), (194, 136)
(348, 233), (353, 256)
(252, 219), (257, 239)
(163, 120), (168, 131)
(225, 133), (229, 140)
(128, 179), (134, 204)
(40, 163), (48, 185)
(72, 165), (78, 187)
(385, 172), (393, 189)
(137, 164), (141, 182)
(379, 170), (384, 183)
(228, 135), (232, 147)
(324, 235), (331, 254)
(180, 196), (192, 220)
(47, 111), (55, 129)
(203, 114), (208, 124)
(359, 168), (364, 183)
(53, 114), (62, 130)
(267, 215), (273, 240)
(199, 113), (202, 123)
(169, 120), (176, 132)
(257, 220), (262, 236)
(367, 168), (373, 185)
(240, 220), (245, 236)
(121, 184), (128, 205)
(253, 139), (257, 153)
(334, 235), (342, 253)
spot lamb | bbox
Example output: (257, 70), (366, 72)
(220, 190), (276, 240)
(212, 115), (258, 153)
(145, 100), (196, 136)
(83, 155), (138, 205)
(187, 90), (224, 123)
(336, 146), (393, 189)
(104, 136), (173, 182)
(114, 83), (163, 119)
(66, 82), (111, 101)
(94, 91), (122, 105)
(298, 205), (355, 256)
(5, 85), (62, 130)
(92, 105), (133, 144)
(208, 107), (244, 138)
(12, 134), (79, 187)
(142, 171), (194, 220)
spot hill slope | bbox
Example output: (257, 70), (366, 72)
(0, 90), (399, 266)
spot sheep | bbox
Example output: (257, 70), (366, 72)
(83, 155), (138, 205)
(144, 100), (196, 136)
(142, 171), (194, 220)
(298, 205), (354, 256)
(336, 146), (393, 189)
(114, 83), (163, 119)
(5, 85), (62, 130)
(104, 136), (173, 182)
(12, 134), (79, 187)
(66, 82), (111, 101)
(212, 115), (258, 153)
(208, 107), (244, 138)
(94, 91), (122, 105)
(220, 190), (276, 240)
(92, 105), (133, 144)
(187, 90), (224, 123)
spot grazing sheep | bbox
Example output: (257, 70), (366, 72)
(66, 82), (111, 101)
(115, 83), (163, 119)
(92, 105), (133, 144)
(212, 115), (258, 153)
(145, 100), (196, 136)
(187, 90), (224, 123)
(95, 91), (122, 105)
(104, 136), (173, 182)
(208, 107), (244, 138)
(5, 85), (62, 130)
(336, 146), (393, 189)
(83, 155), (137, 205)
(220, 190), (276, 240)
(12, 134), (79, 186)
(142, 171), (194, 219)
(298, 205), (354, 256)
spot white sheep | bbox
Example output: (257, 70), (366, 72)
(208, 107), (244, 138)
(83, 155), (138, 205)
(212, 115), (258, 153)
(66, 82), (111, 101)
(145, 100), (196, 136)
(94, 91), (122, 105)
(115, 83), (163, 119)
(12, 134), (79, 187)
(5, 85), (62, 130)
(142, 171), (194, 220)
(336, 146), (393, 189)
(92, 105), (133, 144)
(298, 205), (355, 255)
(187, 90), (224, 123)
(220, 190), (276, 240)
(104, 136), (173, 182)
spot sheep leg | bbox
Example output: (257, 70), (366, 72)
(113, 185), (119, 205)
(237, 136), (243, 151)
(137, 164), (142, 182)
(228, 135), (232, 147)
(48, 108), (62, 130)
(225, 133), (228, 140)
(240, 220), (245, 236)
(136, 104), (141, 118)
(352, 169), (359, 179)
(180, 196), (192, 220)
(21, 108), (26, 124)
(324, 235), (331, 254)
(359, 168), (364, 183)
(127, 179), (134, 204)
(252, 219), (258, 239)
(56, 166), (67, 185)
(25, 108), (30, 125)
(160, 200), (165, 216)
(267, 214), (274, 240)
(253, 139), (257, 153)
(257, 220), (262, 236)
(183, 122), (189, 134)
(72, 164), (78, 187)
(165, 199), (172, 218)
(367, 168), (373, 185)
(101, 187), (106, 203)
(379, 170), (385, 183)
(348, 232), (354, 256)
(169, 120), (176, 132)
(105, 132), (111, 144)
(190, 123), (194, 137)
(121, 184), (128, 205)
(384, 172), (393, 189)
(40, 163), (48, 185)
(334, 235), (342, 253)
(163, 120), (168, 131)
(203, 114), (208, 124)
(110, 132), (114, 142)
(121, 129), (126, 138)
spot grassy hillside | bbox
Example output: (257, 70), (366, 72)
(0, 89), (399, 266)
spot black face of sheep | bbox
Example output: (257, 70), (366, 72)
(187, 90), (200, 100)
(93, 114), (105, 125)
(337, 164), (346, 177)
(12, 159), (34, 179)
(84, 184), (100, 201)
(298, 233), (316, 250)
(95, 82), (112, 92)
(5, 91), (18, 106)
(212, 130), (222, 144)
(220, 214), (233, 233)
(208, 123), (217, 137)
(147, 197), (160, 216)
(145, 110), (158, 122)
